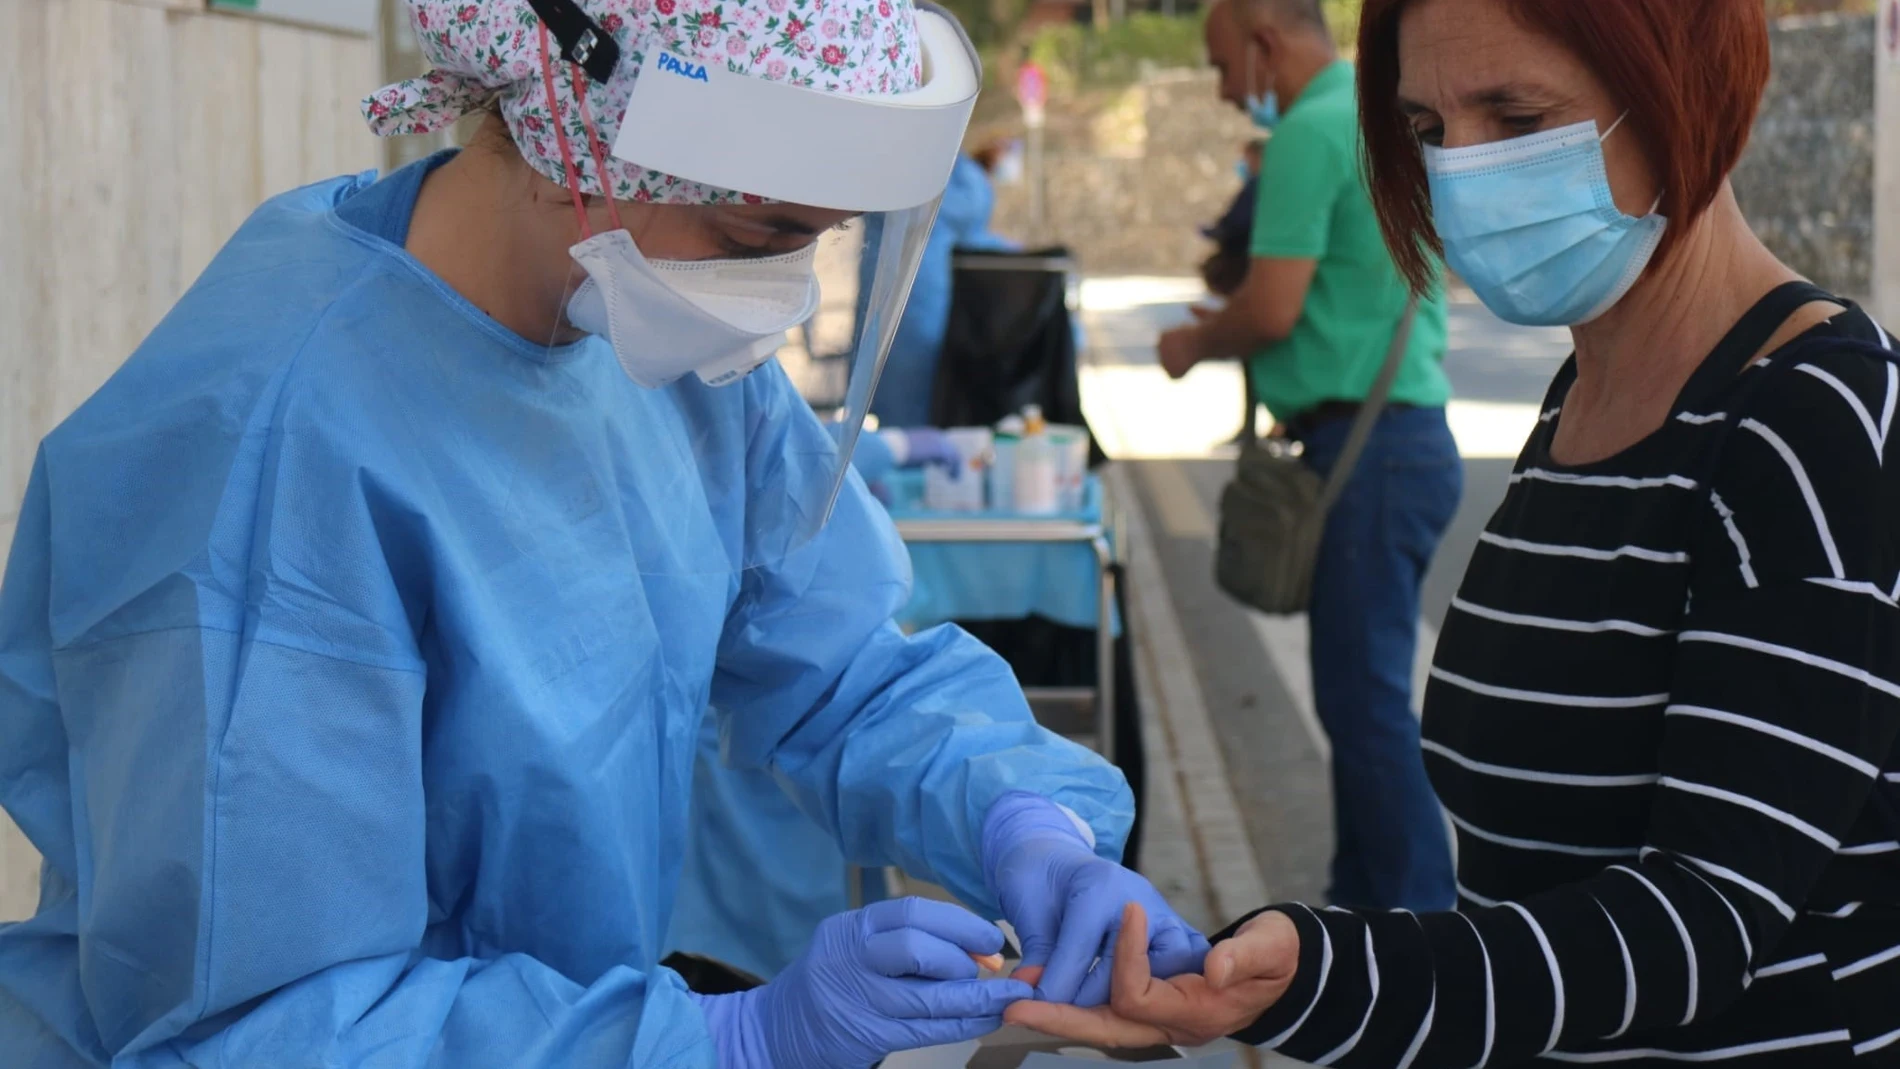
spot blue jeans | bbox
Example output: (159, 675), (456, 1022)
(1302, 405), (1461, 911)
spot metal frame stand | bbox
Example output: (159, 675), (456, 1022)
(890, 512), (1119, 763)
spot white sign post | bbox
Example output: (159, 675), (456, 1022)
(1017, 62), (1049, 243)
(1017, 61), (1048, 129)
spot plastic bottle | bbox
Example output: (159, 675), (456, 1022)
(991, 414), (1024, 511)
(1012, 405), (1060, 515)
(1048, 425), (1089, 511)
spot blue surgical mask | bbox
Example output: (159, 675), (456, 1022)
(1235, 160), (1252, 182)
(1424, 114), (1666, 327)
(1242, 43), (1279, 130)
(1245, 91), (1281, 130)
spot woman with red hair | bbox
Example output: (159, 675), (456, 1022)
(1005, 0), (1900, 1063)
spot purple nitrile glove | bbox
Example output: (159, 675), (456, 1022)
(884, 428), (963, 476)
(689, 898), (1030, 1069)
(980, 792), (1210, 1008)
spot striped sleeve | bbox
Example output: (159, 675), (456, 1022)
(1230, 347), (1900, 1067)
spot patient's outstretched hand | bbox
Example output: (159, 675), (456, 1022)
(1005, 903), (1299, 1049)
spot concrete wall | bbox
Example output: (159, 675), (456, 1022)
(0, 0), (381, 921)
(1732, 13), (1879, 302)
(1876, 4), (1900, 325)
(988, 69), (1258, 274)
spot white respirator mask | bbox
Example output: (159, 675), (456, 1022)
(521, 0), (980, 564)
(566, 231), (820, 388)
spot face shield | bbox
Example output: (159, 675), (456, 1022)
(529, 0), (977, 574)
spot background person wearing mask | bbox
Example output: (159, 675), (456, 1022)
(0, 2), (1208, 1066)
(1006, 0), (1900, 1064)
(1182, 0), (1461, 914)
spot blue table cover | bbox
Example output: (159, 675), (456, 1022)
(883, 471), (1121, 634)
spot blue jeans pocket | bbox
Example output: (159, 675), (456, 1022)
(1383, 453), (1462, 564)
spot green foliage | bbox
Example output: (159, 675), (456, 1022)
(934, 0), (1036, 48)
(1025, 11), (1211, 91)
(959, 0), (1365, 98)
(1001, 0), (1363, 95)
(1322, 0), (1363, 51)
(1764, 0), (1876, 15)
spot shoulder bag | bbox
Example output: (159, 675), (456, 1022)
(1215, 295), (1420, 615)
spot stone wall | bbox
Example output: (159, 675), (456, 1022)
(992, 14), (1880, 291)
(987, 69), (1258, 275)
(1732, 13), (1878, 301)
(1877, 7), (1900, 325)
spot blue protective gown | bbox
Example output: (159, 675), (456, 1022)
(664, 717), (854, 980)
(0, 162), (1133, 1068)
(860, 156), (1016, 428)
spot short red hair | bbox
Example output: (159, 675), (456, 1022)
(1356, 0), (1772, 291)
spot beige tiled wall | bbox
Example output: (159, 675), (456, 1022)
(0, 0), (380, 922)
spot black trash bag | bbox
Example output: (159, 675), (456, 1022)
(930, 247), (1105, 467)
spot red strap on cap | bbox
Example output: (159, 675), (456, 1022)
(570, 61), (625, 233)
(539, 23), (594, 240)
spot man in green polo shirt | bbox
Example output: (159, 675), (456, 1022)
(1169, 0), (1462, 914)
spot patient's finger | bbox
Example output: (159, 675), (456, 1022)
(1111, 904), (1157, 1001)
(1206, 911), (1301, 991)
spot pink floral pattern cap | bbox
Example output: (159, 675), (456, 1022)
(365, 0), (925, 204)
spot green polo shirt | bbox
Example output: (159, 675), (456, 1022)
(1247, 60), (1451, 418)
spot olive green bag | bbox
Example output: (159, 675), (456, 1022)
(1215, 297), (1419, 615)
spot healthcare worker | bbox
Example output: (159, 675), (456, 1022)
(0, 1), (1207, 1066)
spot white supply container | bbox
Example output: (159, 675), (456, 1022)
(1012, 408), (1060, 515)
(990, 414), (1025, 512)
(924, 427), (993, 512)
(947, 427), (996, 465)
(1047, 425), (1090, 512)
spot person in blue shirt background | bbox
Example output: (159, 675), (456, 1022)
(859, 152), (1020, 429)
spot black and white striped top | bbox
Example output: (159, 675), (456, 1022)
(1231, 283), (1900, 1067)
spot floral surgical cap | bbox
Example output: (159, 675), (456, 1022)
(365, 0), (925, 204)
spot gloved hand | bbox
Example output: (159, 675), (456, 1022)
(883, 428), (964, 475)
(982, 791), (1210, 1008)
(691, 897), (1031, 1069)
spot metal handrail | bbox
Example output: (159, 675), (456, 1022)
(950, 253), (1077, 274)
(891, 518), (1106, 543)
